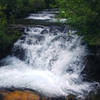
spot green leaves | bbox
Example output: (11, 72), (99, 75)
(55, 0), (100, 45)
(0, 0), (55, 58)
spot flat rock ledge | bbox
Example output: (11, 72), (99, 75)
(0, 90), (75, 100)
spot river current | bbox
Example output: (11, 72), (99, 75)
(0, 9), (98, 99)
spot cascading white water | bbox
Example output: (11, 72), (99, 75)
(0, 10), (98, 98)
(27, 9), (66, 23)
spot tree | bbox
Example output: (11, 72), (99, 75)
(55, 0), (100, 45)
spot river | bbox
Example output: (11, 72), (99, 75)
(0, 9), (99, 99)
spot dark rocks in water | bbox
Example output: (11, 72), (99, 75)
(36, 25), (45, 29)
(49, 25), (71, 34)
(41, 29), (48, 34)
(25, 27), (30, 32)
(49, 27), (59, 35)
(67, 95), (77, 100)
(82, 45), (100, 82)
(50, 97), (66, 100)
(12, 46), (26, 61)
(27, 39), (33, 45)
(19, 35), (26, 40)
(32, 35), (45, 44)
(85, 89), (100, 100)
(51, 35), (73, 43)
(49, 26), (65, 34)
(66, 36), (74, 42)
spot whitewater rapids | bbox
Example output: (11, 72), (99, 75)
(0, 10), (98, 98)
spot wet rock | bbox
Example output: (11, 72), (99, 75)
(49, 28), (59, 35)
(0, 90), (41, 100)
(12, 46), (26, 61)
(26, 27), (30, 32)
(19, 35), (26, 40)
(26, 39), (33, 45)
(51, 35), (73, 43)
(33, 35), (45, 42)
(0, 90), (77, 100)
(67, 95), (77, 100)
(41, 29), (48, 34)
(82, 45), (100, 81)
(50, 97), (66, 100)
(49, 26), (65, 33)
(85, 89), (100, 100)
(0, 91), (10, 100)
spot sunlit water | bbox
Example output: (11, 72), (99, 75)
(0, 10), (98, 98)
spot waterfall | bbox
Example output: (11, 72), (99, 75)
(0, 9), (98, 98)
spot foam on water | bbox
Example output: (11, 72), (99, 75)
(0, 10), (98, 98)
(27, 13), (55, 20)
(27, 10), (66, 23)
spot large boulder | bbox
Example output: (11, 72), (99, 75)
(0, 90), (76, 100)
(0, 90), (43, 100)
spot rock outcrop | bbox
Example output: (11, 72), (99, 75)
(0, 90), (76, 100)
(0, 90), (45, 100)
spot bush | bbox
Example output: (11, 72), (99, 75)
(55, 0), (100, 45)
(0, 0), (46, 58)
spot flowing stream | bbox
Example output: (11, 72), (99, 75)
(0, 9), (98, 98)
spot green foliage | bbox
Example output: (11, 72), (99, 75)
(0, 16), (21, 58)
(0, 0), (48, 58)
(45, 0), (56, 8)
(0, 0), (46, 18)
(0, 0), (56, 58)
(55, 0), (100, 45)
